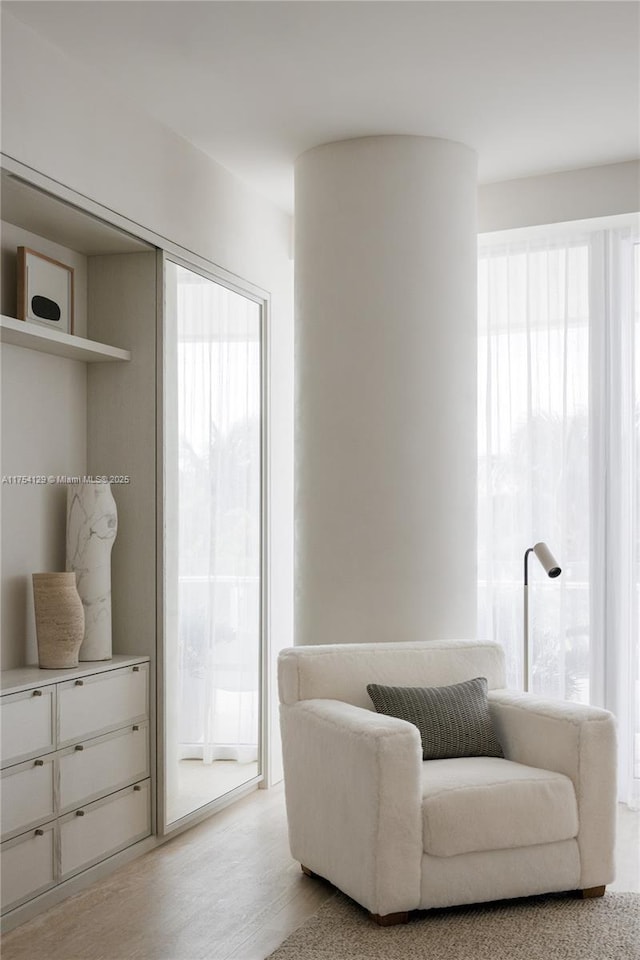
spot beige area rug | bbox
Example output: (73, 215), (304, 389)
(267, 891), (640, 960)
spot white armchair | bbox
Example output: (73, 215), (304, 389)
(278, 640), (616, 924)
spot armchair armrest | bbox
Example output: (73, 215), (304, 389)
(489, 690), (617, 888)
(280, 698), (423, 916)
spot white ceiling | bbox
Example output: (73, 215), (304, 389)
(6, 1), (639, 213)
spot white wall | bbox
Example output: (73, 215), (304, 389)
(0, 224), (89, 669)
(478, 160), (640, 233)
(1, 12), (293, 783)
(0, 345), (87, 669)
(1, 15), (293, 291)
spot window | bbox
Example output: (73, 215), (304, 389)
(478, 222), (640, 807)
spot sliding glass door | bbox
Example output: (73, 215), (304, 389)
(162, 258), (264, 829)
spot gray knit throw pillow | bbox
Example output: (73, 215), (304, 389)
(367, 677), (504, 761)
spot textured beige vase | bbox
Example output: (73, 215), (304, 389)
(32, 572), (85, 669)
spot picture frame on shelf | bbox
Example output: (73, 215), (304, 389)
(17, 246), (74, 334)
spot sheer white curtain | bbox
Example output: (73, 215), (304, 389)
(597, 229), (640, 809)
(166, 262), (261, 779)
(478, 224), (640, 808)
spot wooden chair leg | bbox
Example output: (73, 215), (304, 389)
(581, 885), (606, 899)
(370, 911), (410, 926)
(301, 864), (320, 879)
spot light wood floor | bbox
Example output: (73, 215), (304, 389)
(2, 786), (638, 960)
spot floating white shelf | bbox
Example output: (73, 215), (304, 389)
(0, 315), (131, 363)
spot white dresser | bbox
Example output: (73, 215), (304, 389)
(1, 656), (151, 917)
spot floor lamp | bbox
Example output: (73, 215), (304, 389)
(523, 542), (562, 691)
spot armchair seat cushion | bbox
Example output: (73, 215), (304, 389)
(421, 756), (578, 858)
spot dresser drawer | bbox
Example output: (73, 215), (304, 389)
(58, 722), (150, 814)
(1, 756), (56, 840)
(59, 780), (150, 881)
(1, 688), (55, 769)
(1, 823), (56, 912)
(57, 663), (148, 746)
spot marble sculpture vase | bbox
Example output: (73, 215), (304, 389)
(66, 482), (118, 660)
(32, 572), (85, 669)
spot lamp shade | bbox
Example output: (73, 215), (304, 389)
(532, 542), (561, 578)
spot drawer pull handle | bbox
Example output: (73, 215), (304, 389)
(133, 785), (142, 792)
(35, 829), (44, 836)
(75, 744), (84, 752)
(75, 680), (84, 686)
(133, 666), (140, 672)
(32, 689), (43, 697)
(132, 724), (139, 731)
(76, 810), (85, 817)
(34, 759), (44, 766)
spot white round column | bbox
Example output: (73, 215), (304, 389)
(295, 136), (477, 645)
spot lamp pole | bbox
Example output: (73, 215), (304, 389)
(523, 542), (562, 692)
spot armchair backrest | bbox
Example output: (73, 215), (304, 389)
(278, 640), (506, 709)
